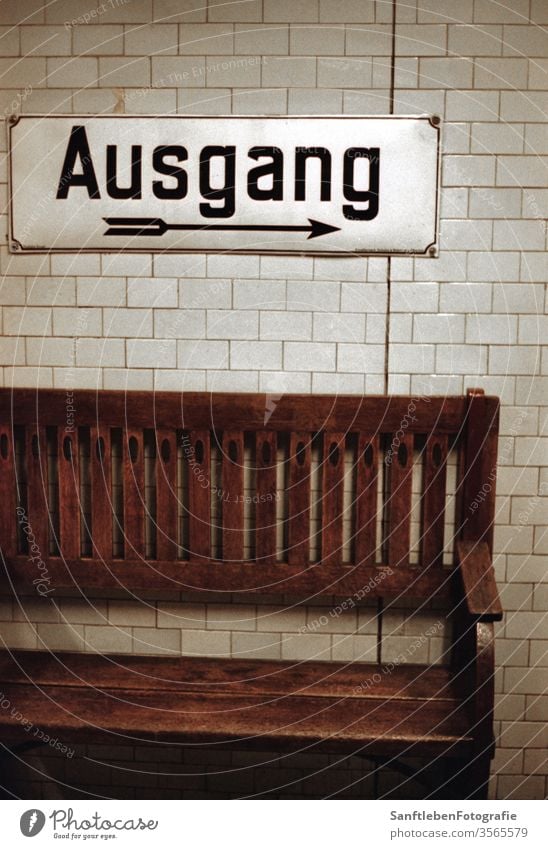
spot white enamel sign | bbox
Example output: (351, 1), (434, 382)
(8, 114), (441, 256)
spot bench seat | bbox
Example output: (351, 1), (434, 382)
(0, 650), (473, 756)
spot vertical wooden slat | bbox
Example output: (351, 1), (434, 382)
(421, 433), (448, 569)
(123, 428), (145, 558)
(25, 426), (49, 558)
(255, 431), (277, 563)
(90, 425), (112, 559)
(57, 427), (80, 559)
(155, 429), (178, 561)
(287, 432), (311, 565)
(187, 429), (211, 560)
(386, 431), (414, 566)
(321, 432), (345, 565)
(221, 430), (245, 561)
(355, 434), (379, 566)
(0, 425), (18, 557)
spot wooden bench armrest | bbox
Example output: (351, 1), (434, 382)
(457, 540), (503, 622)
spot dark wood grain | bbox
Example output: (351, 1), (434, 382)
(386, 431), (413, 567)
(255, 430), (277, 564)
(287, 432), (311, 565)
(457, 540), (503, 621)
(1, 389), (496, 435)
(0, 650), (473, 756)
(475, 621), (496, 737)
(186, 429), (211, 560)
(321, 432), (345, 565)
(90, 425), (112, 560)
(221, 430), (245, 561)
(57, 426), (80, 560)
(25, 426), (49, 557)
(355, 434), (379, 566)
(455, 621), (496, 798)
(122, 428), (145, 558)
(421, 433), (448, 569)
(155, 429), (178, 561)
(472, 620), (497, 797)
(460, 389), (499, 552)
(0, 682), (474, 755)
(1, 555), (451, 599)
(0, 424), (18, 557)
(0, 649), (457, 700)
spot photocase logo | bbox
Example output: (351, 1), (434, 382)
(20, 809), (46, 837)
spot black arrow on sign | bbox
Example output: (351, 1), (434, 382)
(103, 217), (341, 240)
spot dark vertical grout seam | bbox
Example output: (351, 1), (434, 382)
(383, 0), (397, 397)
(378, 0), (398, 668)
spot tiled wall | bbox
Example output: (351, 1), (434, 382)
(0, 0), (546, 799)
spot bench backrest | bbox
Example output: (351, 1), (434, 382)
(0, 389), (499, 602)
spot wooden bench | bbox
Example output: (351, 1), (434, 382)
(0, 387), (502, 798)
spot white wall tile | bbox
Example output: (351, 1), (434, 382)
(178, 339), (229, 369)
(469, 187), (522, 217)
(420, 57), (473, 88)
(448, 24), (503, 56)
(466, 314), (518, 344)
(21, 25), (71, 55)
(338, 343), (384, 372)
(497, 156), (548, 188)
(127, 278), (178, 307)
(262, 56), (316, 86)
(468, 251), (520, 281)
(395, 24), (446, 56)
(284, 341), (335, 371)
(290, 24), (345, 55)
(207, 309), (258, 339)
(474, 57), (528, 88)
(127, 339), (176, 368)
(233, 280), (285, 309)
(436, 344), (487, 374)
(125, 23), (178, 55)
(73, 24), (124, 55)
(103, 308), (153, 338)
(321, 0), (374, 23)
(493, 283), (544, 314)
(260, 311), (312, 340)
(389, 343), (436, 373)
(439, 282), (492, 312)
(313, 312), (365, 342)
(264, 1), (319, 23)
(286, 281), (340, 311)
(503, 25), (548, 57)
(26, 278), (76, 306)
(179, 278), (231, 308)
(4, 306), (52, 336)
(235, 24), (288, 55)
(100, 55), (150, 86)
(414, 313), (465, 343)
(154, 2), (206, 24)
(500, 92), (547, 122)
(230, 340), (281, 369)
